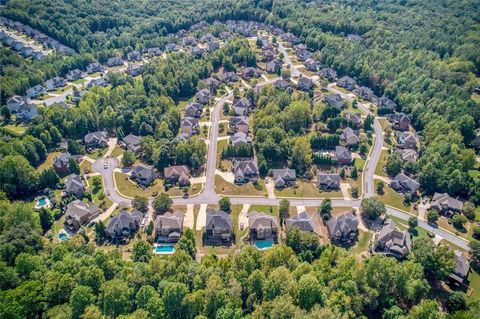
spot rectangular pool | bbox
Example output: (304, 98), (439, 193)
(255, 239), (274, 250)
(154, 244), (175, 254)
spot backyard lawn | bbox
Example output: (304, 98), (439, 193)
(114, 172), (164, 198)
(80, 160), (93, 175)
(348, 230), (373, 257)
(1, 123), (27, 136)
(215, 175), (266, 196)
(37, 151), (61, 172)
(275, 181), (343, 198)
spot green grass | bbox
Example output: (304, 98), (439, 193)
(87, 147), (108, 160)
(248, 205), (278, 216)
(114, 172), (164, 198)
(80, 160), (93, 175)
(110, 145), (124, 158)
(375, 150), (388, 177)
(468, 270), (480, 297)
(378, 118), (390, 131)
(274, 181), (343, 198)
(348, 231), (373, 256)
(1, 123), (27, 136)
(37, 151), (61, 172)
(374, 179), (412, 212)
(215, 175), (266, 196)
(86, 175), (113, 210)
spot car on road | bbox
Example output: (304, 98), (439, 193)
(104, 162), (108, 169)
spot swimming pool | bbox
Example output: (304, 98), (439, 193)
(58, 232), (68, 241)
(154, 244), (175, 254)
(255, 239), (274, 250)
(34, 196), (52, 210)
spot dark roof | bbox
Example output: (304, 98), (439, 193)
(286, 211), (315, 232)
(327, 213), (359, 238)
(205, 209), (233, 231)
(248, 212), (279, 231)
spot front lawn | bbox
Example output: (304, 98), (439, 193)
(114, 172), (164, 198)
(80, 160), (93, 175)
(215, 175), (266, 196)
(374, 179), (412, 212)
(375, 150), (388, 177)
(110, 145), (124, 158)
(249, 205), (278, 216)
(86, 175), (113, 210)
(274, 181), (343, 198)
(37, 151), (61, 172)
(87, 147), (108, 160)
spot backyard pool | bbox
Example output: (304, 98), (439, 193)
(255, 239), (274, 250)
(154, 244), (175, 254)
(34, 196), (52, 210)
(58, 232), (68, 241)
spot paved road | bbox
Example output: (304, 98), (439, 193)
(92, 157), (131, 206)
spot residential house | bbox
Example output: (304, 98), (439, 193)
(286, 211), (315, 232)
(154, 211), (184, 242)
(195, 89), (211, 104)
(249, 212), (279, 241)
(87, 78), (108, 89)
(26, 84), (46, 98)
(266, 60), (282, 73)
(229, 116), (249, 134)
(127, 64), (143, 77)
(16, 102), (38, 120)
(207, 41), (220, 52)
(324, 93), (345, 109)
(106, 210), (143, 241)
(200, 33), (215, 43)
(182, 36), (197, 46)
(232, 97), (251, 116)
(86, 62), (105, 74)
(399, 149), (419, 162)
(121, 134), (142, 153)
(344, 111), (362, 127)
(274, 79), (291, 92)
(175, 132), (191, 142)
(240, 67), (261, 79)
(65, 174), (84, 198)
(395, 132), (417, 149)
(233, 159), (259, 184)
(165, 42), (180, 52)
(327, 213), (359, 244)
(53, 153), (82, 175)
(222, 71), (238, 82)
(430, 193), (464, 217)
(449, 251), (470, 285)
(146, 47), (162, 56)
(318, 173), (341, 190)
(106, 56), (124, 67)
(21, 46), (33, 57)
(340, 127), (360, 146)
(376, 96), (397, 112)
(388, 112), (410, 131)
(181, 117), (200, 135)
(271, 168), (296, 188)
(131, 165), (156, 186)
(297, 49), (312, 61)
(318, 68), (337, 82)
(189, 45), (204, 58)
(126, 50), (141, 62)
(333, 146), (353, 165)
(32, 51), (44, 61)
(64, 200), (100, 232)
(66, 69), (86, 81)
(337, 76), (356, 91)
(304, 58), (317, 72)
(205, 77), (221, 91)
(229, 131), (252, 146)
(390, 173), (420, 195)
(356, 86), (374, 101)
(185, 102), (203, 118)
(6, 95), (31, 113)
(297, 76), (313, 91)
(12, 40), (24, 51)
(205, 209), (233, 244)
(373, 219), (411, 259)
(263, 50), (276, 62)
(45, 77), (67, 91)
(164, 165), (190, 187)
(84, 131), (108, 149)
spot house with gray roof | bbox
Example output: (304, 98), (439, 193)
(127, 64), (143, 77)
(399, 149), (418, 162)
(340, 127), (360, 146)
(53, 152), (82, 175)
(271, 168), (296, 188)
(66, 69), (86, 81)
(165, 42), (180, 52)
(87, 78), (108, 89)
(430, 193), (464, 217)
(333, 145), (353, 165)
(106, 56), (124, 67)
(189, 45), (204, 58)
(164, 165), (190, 187)
(222, 71), (238, 82)
(45, 77), (67, 91)
(318, 173), (341, 190)
(327, 213), (359, 244)
(121, 134), (142, 153)
(146, 47), (162, 56)
(195, 89), (211, 104)
(395, 132), (417, 149)
(318, 68), (337, 82)
(266, 60), (282, 74)
(377, 96), (397, 111)
(131, 165), (155, 186)
(337, 76), (356, 91)
(232, 97), (251, 116)
(26, 84), (46, 98)
(286, 211), (315, 233)
(154, 211), (184, 242)
(229, 116), (249, 134)
(207, 41), (220, 52)
(343, 111), (362, 127)
(65, 174), (84, 198)
(373, 219), (411, 259)
(127, 50), (141, 61)
(205, 77), (221, 91)
(449, 251), (470, 284)
(229, 131), (252, 146)
(297, 76), (313, 91)
(388, 112), (410, 131)
(106, 210), (143, 242)
(181, 117), (200, 135)
(356, 86), (374, 101)
(185, 102), (203, 118)
(84, 131), (108, 149)
(86, 62), (105, 74)
(390, 173), (420, 195)
(274, 79), (291, 91)
(205, 209), (233, 244)
(64, 200), (100, 232)
(304, 58), (318, 72)
(324, 93), (345, 109)
(233, 159), (258, 184)
(249, 212), (278, 241)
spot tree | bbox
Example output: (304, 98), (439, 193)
(469, 240), (480, 266)
(385, 153), (403, 176)
(363, 115), (373, 131)
(146, 221), (154, 237)
(350, 165), (358, 179)
(339, 167), (345, 179)
(100, 279), (133, 318)
(411, 237), (454, 281)
(351, 187), (359, 198)
(426, 210), (439, 223)
(407, 299), (443, 319)
(176, 228), (196, 258)
(0, 155), (39, 198)
(92, 176), (101, 189)
(1, 106), (11, 122)
(68, 158), (81, 175)
(297, 273), (323, 310)
(408, 216), (418, 229)
(290, 137), (312, 175)
(95, 221), (106, 242)
(462, 201), (476, 220)
(132, 196), (148, 213)
(80, 305), (104, 319)
(376, 181), (385, 195)
(452, 214), (467, 230)
(446, 291), (467, 312)
(163, 282), (188, 319)
(319, 198), (332, 220)
(360, 197), (386, 220)
(473, 225), (480, 240)
(70, 286), (95, 319)
(132, 240), (152, 262)
(122, 150), (135, 167)
(39, 168), (59, 189)
(38, 208), (53, 233)
(152, 192), (172, 214)
(219, 197), (231, 213)
(279, 199), (290, 226)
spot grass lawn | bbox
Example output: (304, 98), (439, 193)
(275, 181), (343, 198)
(80, 160), (93, 175)
(1, 123), (27, 136)
(165, 183), (202, 197)
(374, 179), (412, 212)
(437, 216), (471, 240)
(114, 172), (164, 198)
(50, 85), (72, 94)
(468, 270), (480, 297)
(378, 118), (390, 131)
(348, 230), (373, 257)
(88, 147), (108, 160)
(388, 216), (431, 240)
(375, 150), (388, 177)
(215, 175), (266, 196)
(249, 205), (278, 216)
(72, 78), (86, 85)
(86, 175), (113, 209)
(216, 139), (230, 169)
(332, 85), (350, 94)
(110, 145), (124, 158)
(37, 151), (61, 172)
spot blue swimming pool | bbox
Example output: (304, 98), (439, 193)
(38, 197), (47, 206)
(255, 239), (274, 250)
(58, 233), (68, 241)
(154, 244), (175, 254)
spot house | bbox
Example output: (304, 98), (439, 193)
(26, 84), (46, 98)
(222, 71), (238, 82)
(274, 79), (291, 91)
(72, 89), (85, 103)
(240, 67), (261, 79)
(12, 40), (24, 51)
(126, 50), (141, 62)
(6, 95), (31, 113)
(324, 93), (345, 109)
(205, 77), (221, 91)
(66, 69), (86, 81)
(53, 153), (82, 175)
(388, 113), (410, 131)
(337, 76), (356, 91)
(318, 173), (341, 190)
(347, 34), (362, 42)
(472, 131), (480, 148)
(297, 76), (313, 91)
(45, 77), (67, 91)
(86, 62), (105, 74)
(266, 60), (282, 73)
(333, 146), (353, 165)
(340, 127), (360, 146)
(377, 96), (397, 112)
(233, 159), (258, 184)
(249, 212), (279, 241)
(399, 149), (419, 162)
(184, 102), (203, 118)
(286, 211), (315, 232)
(154, 211), (184, 242)
(318, 68), (337, 82)
(121, 134), (142, 153)
(21, 46), (33, 57)
(175, 133), (191, 142)
(229, 116), (249, 133)
(127, 64), (143, 77)
(32, 51), (44, 61)
(395, 132), (417, 149)
(232, 97), (251, 116)
(106, 56), (124, 67)
(106, 210), (143, 241)
(205, 209), (233, 243)
(373, 219), (411, 259)
(390, 173), (420, 195)
(16, 102), (38, 120)
(304, 58), (318, 72)
(229, 132), (253, 146)
(189, 46), (204, 58)
(87, 78), (108, 89)
(297, 49), (312, 61)
(200, 33), (215, 43)
(181, 117), (200, 135)
(64, 200), (100, 232)
(263, 50), (276, 62)
(84, 131), (108, 149)
(430, 193), (464, 217)
(327, 213), (359, 244)
(195, 89), (211, 104)
(356, 86), (374, 101)
(182, 36), (197, 46)
(65, 174), (84, 198)
(449, 251), (470, 285)
(164, 165), (190, 187)
(165, 42), (180, 52)
(146, 47), (162, 56)
(271, 168), (296, 188)
(131, 165), (156, 186)
(207, 41), (220, 52)
(344, 112), (362, 127)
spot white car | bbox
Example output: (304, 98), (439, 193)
(103, 162), (108, 169)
